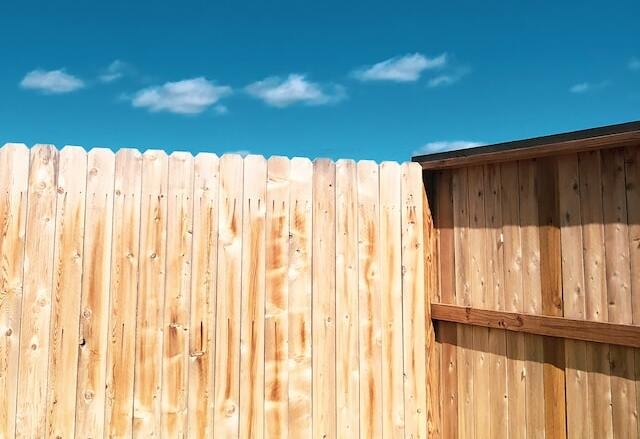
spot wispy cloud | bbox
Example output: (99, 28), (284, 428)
(214, 104), (228, 115)
(20, 69), (85, 94)
(629, 57), (640, 71)
(131, 77), (232, 114)
(569, 80), (610, 94)
(99, 60), (129, 83)
(352, 53), (446, 82)
(246, 74), (345, 107)
(413, 140), (484, 156)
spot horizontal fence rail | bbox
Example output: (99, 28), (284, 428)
(0, 144), (434, 439)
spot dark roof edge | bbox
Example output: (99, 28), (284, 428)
(412, 120), (640, 170)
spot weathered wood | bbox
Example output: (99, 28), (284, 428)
(401, 162), (428, 439)
(133, 150), (168, 437)
(357, 160), (382, 438)
(213, 154), (244, 437)
(578, 150), (613, 438)
(161, 152), (194, 437)
(431, 304), (640, 348)
(500, 161), (526, 439)
(75, 148), (116, 438)
(312, 159), (336, 439)
(105, 148), (143, 438)
(287, 157), (313, 438)
(239, 155), (267, 439)
(0, 144), (29, 439)
(15, 145), (58, 438)
(264, 156), (290, 438)
(45, 146), (87, 439)
(379, 161), (405, 437)
(187, 153), (219, 438)
(335, 159), (359, 437)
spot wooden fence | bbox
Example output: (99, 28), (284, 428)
(422, 136), (640, 438)
(0, 144), (433, 438)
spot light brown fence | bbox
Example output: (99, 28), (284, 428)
(0, 144), (433, 438)
(425, 143), (640, 438)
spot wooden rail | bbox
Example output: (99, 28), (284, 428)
(431, 303), (640, 348)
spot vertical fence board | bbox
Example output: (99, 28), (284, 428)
(133, 150), (168, 437)
(105, 149), (142, 438)
(500, 161), (527, 439)
(483, 164), (508, 439)
(557, 154), (589, 439)
(213, 154), (244, 437)
(380, 162), (405, 438)
(335, 159), (359, 437)
(577, 150), (613, 438)
(265, 157), (290, 438)
(452, 167), (474, 439)
(288, 157), (313, 439)
(15, 145), (58, 438)
(602, 148), (637, 438)
(401, 162), (427, 439)
(46, 146), (87, 438)
(239, 155), (267, 439)
(0, 144), (29, 439)
(312, 159), (337, 439)
(357, 160), (383, 438)
(468, 166), (491, 439)
(75, 148), (116, 438)
(162, 152), (194, 437)
(187, 153), (219, 438)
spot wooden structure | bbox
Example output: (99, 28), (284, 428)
(0, 146), (432, 438)
(415, 120), (640, 438)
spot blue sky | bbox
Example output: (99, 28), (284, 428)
(1, 0), (639, 161)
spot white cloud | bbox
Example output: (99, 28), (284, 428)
(352, 53), (447, 82)
(20, 69), (85, 94)
(131, 77), (232, 114)
(428, 75), (457, 88)
(214, 104), (228, 115)
(629, 57), (640, 71)
(413, 140), (484, 156)
(569, 80), (609, 94)
(100, 60), (128, 83)
(246, 74), (345, 107)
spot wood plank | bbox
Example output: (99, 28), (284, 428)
(239, 155), (267, 439)
(602, 148), (637, 438)
(401, 162), (428, 439)
(0, 144), (29, 439)
(334, 159), (359, 437)
(379, 161), (405, 438)
(625, 146), (640, 439)
(467, 166), (491, 439)
(500, 161), (526, 439)
(133, 150), (168, 437)
(431, 304), (640, 348)
(213, 154), (244, 437)
(557, 154), (589, 439)
(15, 145), (58, 438)
(45, 146), (87, 438)
(75, 148), (116, 438)
(451, 167), (474, 439)
(187, 153), (219, 438)
(578, 150), (613, 438)
(518, 159), (546, 438)
(312, 158), (336, 439)
(161, 152), (194, 437)
(415, 121), (640, 170)
(264, 156), (290, 438)
(357, 160), (382, 438)
(104, 148), (143, 438)
(536, 157), (566, 439)
(483, 163), (508, 439)
(287, 157), (313, 438)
